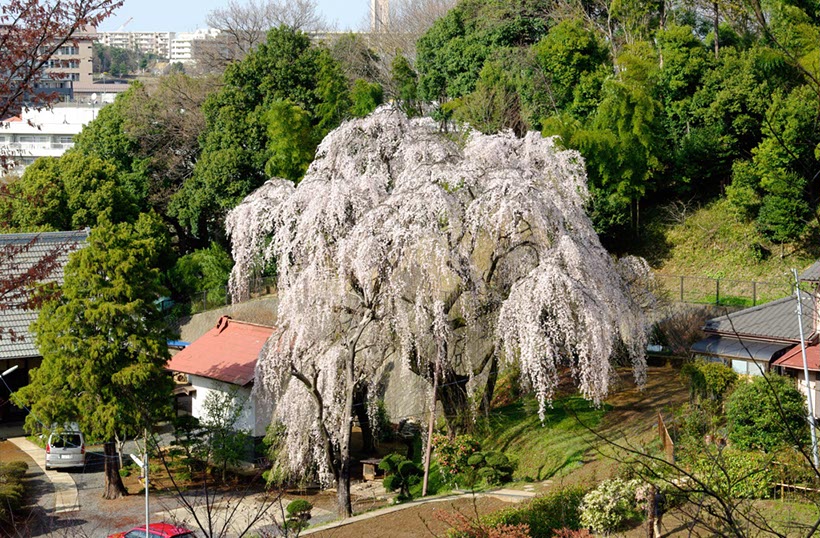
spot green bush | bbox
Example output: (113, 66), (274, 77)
(682, 360), (738, 403)
(463, 450), (514, 487)
(471, 486), (587, 537)
(691, 447), (774, 499)
(0, 461), (28, 522)
(726, 374), (809, 452)
(284, 499), (313, 531)
(432, 433), (481, 485)
(579, 478), (643, 533)
(380, 453), (422, 501)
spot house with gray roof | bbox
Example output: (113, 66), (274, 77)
(692, 263), (818, 377)
(0, 229), (88, 423)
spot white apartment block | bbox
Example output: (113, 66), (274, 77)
(0, 105), (98, 175)
(170, 28), (221, 63)
(97, 31), (175, 60)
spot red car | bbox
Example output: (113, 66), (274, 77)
(107, 523), (196, 538)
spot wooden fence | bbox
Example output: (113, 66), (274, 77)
(658, 411), (674, 462)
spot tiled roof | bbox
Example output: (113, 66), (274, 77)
(702, 291), (814, 343)
(773, 343), (820, 372)
(0, 230), (89, 360)
(801, 261), (820, 282)
(165, 316), (275, 386)
(691, 335), (793, 361)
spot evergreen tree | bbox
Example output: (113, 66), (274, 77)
(14, 213), (173, 500)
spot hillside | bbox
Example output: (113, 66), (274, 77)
(638, 199), (818, 285)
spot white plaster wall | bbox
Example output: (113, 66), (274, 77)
(189, 375), (267, 436)
(793, 371), (820, 419)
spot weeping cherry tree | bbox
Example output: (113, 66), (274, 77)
(227, 107), (650, 516)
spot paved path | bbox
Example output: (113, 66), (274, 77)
(301, 488), (537, 535)
(7, 437), (81, 513)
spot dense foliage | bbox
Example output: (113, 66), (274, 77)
(0, 461), (27, 523)
(726, 373), (810, 452)
(412, 0), (820, 246)
(14, 214), (173, 498)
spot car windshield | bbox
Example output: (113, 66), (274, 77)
(123, 530), (193, 538)
(50, 433), (81, 448)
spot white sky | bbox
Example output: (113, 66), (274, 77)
(99, 0), (371, 33)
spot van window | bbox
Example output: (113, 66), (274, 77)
(50, 433), (82, 448)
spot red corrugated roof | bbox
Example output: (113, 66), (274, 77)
(773, 343), (820, 372)
(166, 316), (275, 386)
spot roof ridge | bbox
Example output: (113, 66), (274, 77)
(0, 229), (90, 242)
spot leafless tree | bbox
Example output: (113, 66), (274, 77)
(201, 0), (326, 70)
(367, 0), (455, 63)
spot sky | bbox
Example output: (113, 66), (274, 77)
(98, 0), (371, 33)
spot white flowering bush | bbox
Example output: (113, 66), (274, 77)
(579, 478), (643, 534)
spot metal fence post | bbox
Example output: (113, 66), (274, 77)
(680, 276), (684, 302)
(202, 291), (207, 312)
(716, 279), (720, 305)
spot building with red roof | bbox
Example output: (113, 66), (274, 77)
(166, 316), (275, 436)
(773, 343), (820, 418)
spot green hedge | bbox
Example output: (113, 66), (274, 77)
(450, 486), (586, 537)
(0, 461), (28, 522)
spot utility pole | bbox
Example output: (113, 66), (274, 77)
(130, 430), (150, 537)
(793, 268), (819, 468)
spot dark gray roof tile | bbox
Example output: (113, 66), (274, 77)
(0, 229), (88, 359)
(703, 291), (813, 343)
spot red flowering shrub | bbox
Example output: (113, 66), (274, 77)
(432, 433), (481, 484)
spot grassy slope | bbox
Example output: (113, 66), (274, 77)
(477, 396), (607, 482)
(638, 199), (816, 282)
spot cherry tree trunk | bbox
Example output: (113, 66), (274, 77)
(438, 368), (471, 437)
(479, 355), (499, 417)
(102, 440), (128, 499)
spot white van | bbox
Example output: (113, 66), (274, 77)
(45, 428), (85, 470)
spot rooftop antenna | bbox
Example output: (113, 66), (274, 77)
(793, 268), (819, 468)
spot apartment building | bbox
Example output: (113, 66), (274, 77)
(170, 28), (221, 63)
(35, 26), (96, 99)
(97, 31), (174, 60)
(0, 105), (97, 174)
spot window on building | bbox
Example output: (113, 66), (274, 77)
(17, 135), (49, 143)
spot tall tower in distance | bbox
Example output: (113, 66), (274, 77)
(371, 0), (390, 33)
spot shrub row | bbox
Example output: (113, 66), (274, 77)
(0, 461), (28, 522)
(449, 486), (586, 537)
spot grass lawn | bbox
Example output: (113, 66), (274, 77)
(476, 396), (608, 482)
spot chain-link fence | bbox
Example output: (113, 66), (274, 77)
(654, 274), (792, 307)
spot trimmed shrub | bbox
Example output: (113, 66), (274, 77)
(464, 486), (586, 537)
(0, 461), (28, 522)
(464, 451), (515, 487)
(380, 453), (422, 501)
(284, 499), (313, 531)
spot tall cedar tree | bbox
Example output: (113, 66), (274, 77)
(14, 214), (173, 499)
